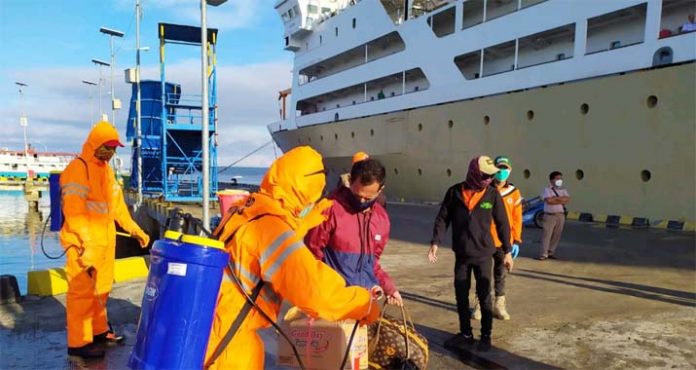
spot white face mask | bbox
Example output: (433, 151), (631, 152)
(554, 179), (563, 188)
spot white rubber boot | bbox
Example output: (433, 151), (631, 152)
(493, 295), (510, 320)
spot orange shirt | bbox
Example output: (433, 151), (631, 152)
(491, 183), (523, 247)
(462, 188), (487, 211)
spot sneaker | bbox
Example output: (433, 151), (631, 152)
(94, 330), (125, 345)
(444, 332), (474, 350)
(536, 256), (547, 261)
(493, 296), (511, 320)
(67, 343), (105, 359)
(470, 296), (482, 321)
(477, 335), (492, 352)
(548, 255), (559, 260)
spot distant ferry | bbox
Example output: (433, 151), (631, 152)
(0, 148), (75, 181)
(268, 0), (696, 221)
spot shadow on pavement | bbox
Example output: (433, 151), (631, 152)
(414, 322), (560, 370)
(515, 269), (696, 307)
(0, 295), (141, 370)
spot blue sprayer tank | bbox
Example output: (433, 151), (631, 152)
(48, 171), (62, 232)
(128, 231), (229, 370)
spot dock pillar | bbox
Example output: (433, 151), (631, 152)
(23, 181), (40, 211)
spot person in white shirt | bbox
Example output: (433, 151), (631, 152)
(539, 171), (570, 260)
(681, 14), (696, 33)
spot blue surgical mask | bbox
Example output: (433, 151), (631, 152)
(495, 169), (511, 182)
(298, 203), (314, 218)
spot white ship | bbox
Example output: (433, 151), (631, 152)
(268, 0), (696, 222)
(0, 147), (75, 181)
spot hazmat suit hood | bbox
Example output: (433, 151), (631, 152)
(215, 146), (330, 241)
(81, 121), (123, 163)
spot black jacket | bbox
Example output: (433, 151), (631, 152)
(431, 183), (512, 261)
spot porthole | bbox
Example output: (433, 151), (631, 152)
(527, 110), (534, 120)
(394, 168), (399, 175)
(308, 137), (312, 143)
(334, 133), (338, 140)
(446, 168), (452, 177)
(417, 168), (423, 176)
(484, 115), (490, 125)
(523, 169), (531, 179)
(580, 103), (589, 115)
(641, 170), (651, 182)
(417, 123), (423, 131)
(448, 120), (454, 128)
(370, 129), (374, 136)
(351, 131), (355, 138)
(576, 169), (584, 180)
(646, 95), (658, 108)
(320, 135), (324, 141)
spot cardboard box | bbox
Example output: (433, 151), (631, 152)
(277, 317), (368, 370)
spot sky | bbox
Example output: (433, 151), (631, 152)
(0, 0), (291, 167)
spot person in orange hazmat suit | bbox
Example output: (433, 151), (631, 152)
(60, 121), (150, 359)
(204, 145), (381, 370)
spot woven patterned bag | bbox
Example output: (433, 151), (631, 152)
(368, 303), (429, 370)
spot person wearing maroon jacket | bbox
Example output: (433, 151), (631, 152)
(305, 158), (402, 306)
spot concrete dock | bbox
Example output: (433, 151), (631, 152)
(1, 203), (694, 369)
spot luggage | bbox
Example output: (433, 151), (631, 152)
(368, 304), (429, 370)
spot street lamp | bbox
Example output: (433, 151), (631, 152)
(91, 58), (110, 121)
(200, 0), (227, 229)
(99, 26), (124, 125)
(82, 80), (98, 123)
(15, 82), (28, 155)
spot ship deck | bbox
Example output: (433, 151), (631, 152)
(1, 203), (694, 369)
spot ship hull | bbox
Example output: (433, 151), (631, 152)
(272, 63), (696, 222)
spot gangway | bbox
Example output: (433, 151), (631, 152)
(126, 23), (219, 201)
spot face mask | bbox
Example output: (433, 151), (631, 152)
(349, 192), (377, 212)
(298, 203), (314, 218)
(495, 169), (510, 182)
(554, 179), (563, 188)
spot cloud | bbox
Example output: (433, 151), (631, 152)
(114, 0), (269, 31)
(2, 58), (292, 168)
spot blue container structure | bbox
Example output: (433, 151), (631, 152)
(128, 232), (229, 370)
(49, 171), (62, 232)
(125, 22), (219, 202)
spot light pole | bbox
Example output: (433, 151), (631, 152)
(135, 0), (143, 206)
(91, 59), (110, 121)
(82, 80), (98, 123)
(99, 27), (124, 125)
(201, 0), (227, 229)
(15, 82), (29, 156)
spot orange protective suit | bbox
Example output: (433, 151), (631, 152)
(491, 183), (523, 247)
(204, 146), (380, 370)
(60, 122), (149, 348)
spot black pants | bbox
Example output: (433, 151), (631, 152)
(493, 248), (507, 297)
(454, 255), (493, 336)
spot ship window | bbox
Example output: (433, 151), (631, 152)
(523, 169), (531, 179)
(518, 23), (575, 69)
(586, 3), (647, 55)
(353, 18), (356, 29)
(641, 170), (651, 182)
(462, 0), (484, 30)
(319, 35), (323, 44)
(394, 168), (398, 175)
(527, 110), (535, 120)
(320, 135), (324, 141)
(370, 129), (374, 136)
(448, 120), (454, 128)
(418, 168), (423, 176)
(417, 123), (423, 131)
(351, 131), (355, 138)
(447, 169), (452, 177)
(580, 103), (589, 114)
(390, 92), (395, 97)
(521, 0), (546, 9)
(308, 5), (318, 14)
(335, 27), (338, 37)
(484, 115), (490, 125)
(334, 133), (338, 140)
(322, 7), (331, 14)
(288, 8), (294, 18)
(576, 169), (584, 180)
(428, 5), (455, 38)
(486, 0), (518, 21)
(646, 95), (658, 108)
(483, 40), (516, 76)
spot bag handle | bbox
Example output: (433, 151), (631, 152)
(369, 302), (411, 360)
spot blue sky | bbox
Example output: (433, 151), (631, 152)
(0, 0), (291, 166)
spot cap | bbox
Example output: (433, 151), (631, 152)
(494, 156), (512, 169)
(103, 139), (125, 148)
(478, 155), (500, 175)
(352, 151), (369, 164)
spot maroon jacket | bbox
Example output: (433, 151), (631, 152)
(304, 186), (396, 295)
